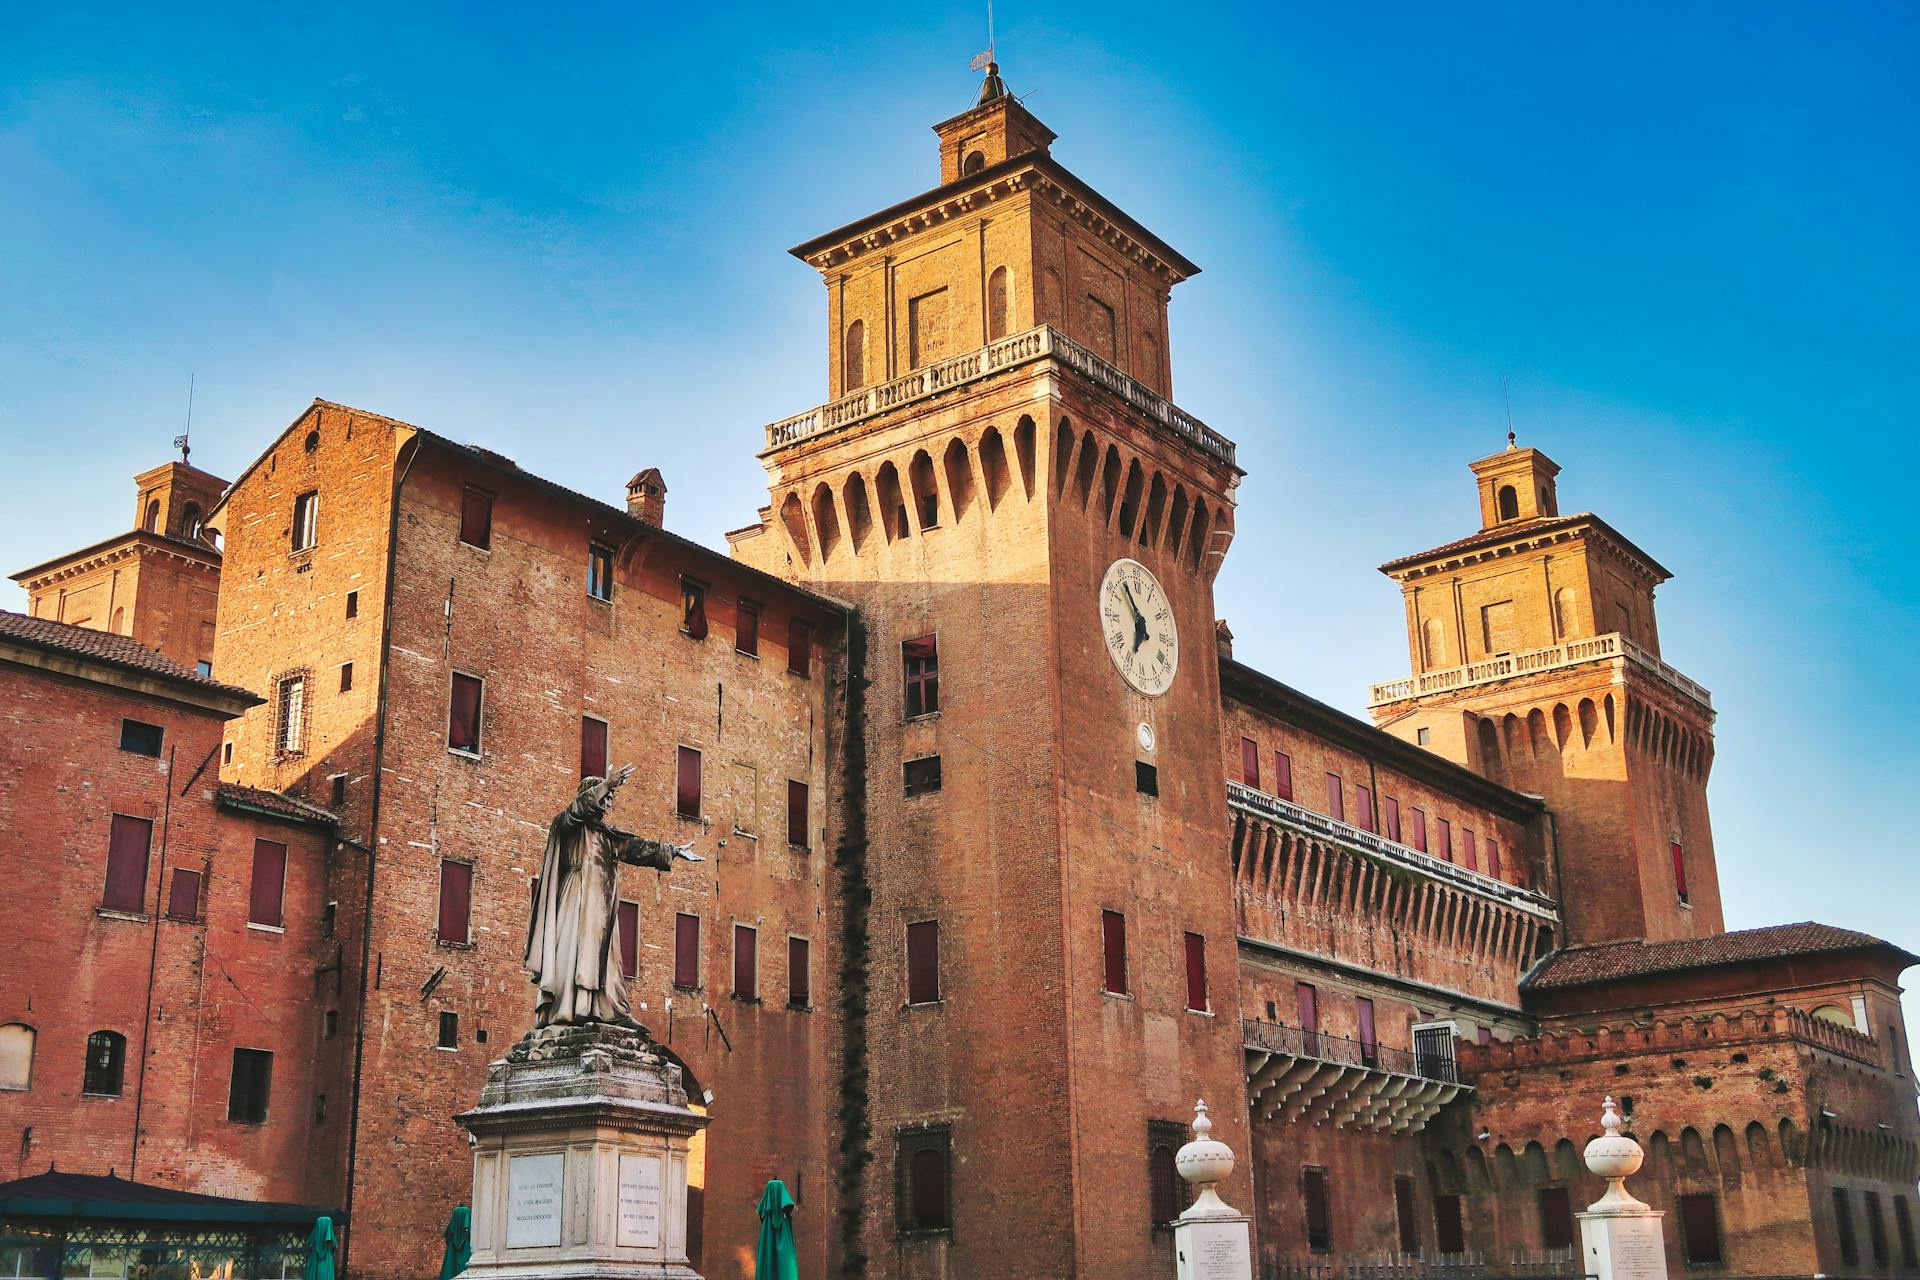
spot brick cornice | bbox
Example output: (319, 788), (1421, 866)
(0, 639), (260, 718)
(12, 530), (221, 588)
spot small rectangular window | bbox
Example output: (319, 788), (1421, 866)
(677, 746), (702, 818)
(1486, 838), (1502, 880)
(1835, 1187), (1859, 1266)
(1866, 1192), (1890, 1267)
(330, 774), (346, 807)
(166, 867), (203, 921)
(1394, 1177), (1419, 1253)
(1135, 761), (1158, 796)
(249, 839), (287, 929)
(448, 673), (483, 755)
(617, 900), (639, 979)
(291, 491), (318, 552)
(1434, 1194), (1466, 1255)
(323, 1009), (338, 1040)
(1540, 1186), (1577, 1251)
(896, 1127), (952, 1235)
(196, 659), (212, 678)
(437, 1011), (459, 1050)
(1101, 909), (1128, 995)
(788, 618), (812, 677)
(732, 923), (757, 999)
(1325, 773), (1344, 822)
(339, 662), (354, 693)
(223, 742), (233, 765)
(1411, 807), (1429, 853)
(1894, 1196), (1917, 1268)
(1303, 1167), (1332, 1252)
(119, 719), (163, 756)
(345, 590), (359, 619)
(736, 599), (761, 655)
(904, 635), (939, 717)
(587, 544), (614, 601)
(1671, 839), (1690, 903)
(1462, 829), (1478, 872)
(1437, 818), (1453, 862)
(276, 673), (308, 756)
(680, 578), (709, 639)
(1678, 1192), (1721, 1264)
(673, 913), (701, 988)
(228, 1048), (272, 1123)
(1183, 932), (1207, 1012)
(1385, 796), (1402, 843)
(1354, 784), (1374, 832)
(1240, 737), (1260, 788)
(787, 779), (809, 848)
(788, 936), (811, 1008)
(907, 920), (940, 1004)
(1417, 726), (1432, 746)
(436, 859), (471, 945)
(581, 716), (608, 779)
(1357, 996), (1377, 1066)
(1296, 982), (1319, 1037)
(1275, 751), (1293, 801)
(459, 486), (493, 549)
(903, 756), (942, 797)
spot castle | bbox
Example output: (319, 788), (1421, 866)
(2, 66), (1914, 1280)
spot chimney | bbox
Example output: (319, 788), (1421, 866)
(1215, 618), (1234, 660)
(626, 468), (667, 526)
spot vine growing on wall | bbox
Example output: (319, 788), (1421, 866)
(831, 615), (872, 1276)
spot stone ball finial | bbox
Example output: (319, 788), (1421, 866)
(1583, 1095), (1649, 1214)
(1174, 1099), (1240, 1219)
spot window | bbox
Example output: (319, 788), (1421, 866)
(581, 716), (608, 779)
(1894, 1196), (1917, 1268)
(1354, 784), (1374, 832)
(1135, 761), (1158, 796)
(1183, 932), (1208, 1012)
(788, 936), (811, 1008)
(676, 746), (702, 818)
(1434, 1194), (1466, 1255)
(1671, 839), (1690, 904)
(903, 635), (939, 717)
(1325, 773), (1344, 822)
(224, 741), (233, 765)
(680, 578), (708, 639)
(436, 859), (472, 944)
(228, 1048), (272, 1123)
(103, 814), (152, 913)
(732, 924), (757, 999)
(897, 1128), (952, 1234)
(617, 900), (639, 980)
(1274, 751), (1293, 801)
(907, 920), (940, 1005)
(1678, 1192), (1721, 1264)
(196, 660), (213, 678)
(1462, 829), (1478, 872)
(1357, 997), (1377, 1066)
(587, 544), (614, 601)
(0, 1023), (34, 1091)
(345, 590), (359, 619)
(1866, 1192), (1889, 1267)
(903, 756), (942, 797)
(83, 1030), (125, 1097)
(291, 491), (318, 551)
(1497, 484), (1519, 521)
(1836, 1187), (1859, 1265)
(1486, 838), (1502, 880)
(1385, 797), (1402, 843)
(736, 599), (760, 656)
(119, 719), (163, 756)
(1297, 983), (1319, 1053)
(276, 673), (308, 756)
(674, 913), (700, 988)
(787, 780), (809, 848)
(330, 774), (346, 807)
(437, 1011), (459, 1050)
(1101, 910), (1128, 995)
(1437, 818), (1453, 862)
(323, 1010), (338, 1040)
(1411, 808), (1428, 853)
(986, 266), (1010, 341)
(1240, 737), (1260, 788)
(1148, 1121), (1192, 1226)
(788, 618), (812, 677)
(458, 486), (493, 548)
(249, 839), (288, 929)
(166, 868), (203, 921)
(1540, 1187), (1576, 1251)
(843, 319), (865, 391)
(448, 673), (482, 754)
(1303, 1167), (1332, 1252)
(1394, 1177), (1419, 1252)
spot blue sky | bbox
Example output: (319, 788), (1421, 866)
(4, 5), (1915, 1007)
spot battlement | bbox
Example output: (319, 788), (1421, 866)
(1461, 1006), (1883, 1072)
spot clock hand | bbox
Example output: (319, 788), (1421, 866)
(1121, 583), (1150, 650)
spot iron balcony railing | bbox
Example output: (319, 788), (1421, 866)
(1244, 1018), (1459, 1085)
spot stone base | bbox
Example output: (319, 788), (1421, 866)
(456, 1023), (708, 1280)
(1172, 1212), (1253, 1280)
(1578, 1208), (1669, 1280)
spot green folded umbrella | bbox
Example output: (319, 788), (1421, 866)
(439, 1205), (473, 1280)
(754, 1179), (799, 1280)
(304, 1216), (337, 1280)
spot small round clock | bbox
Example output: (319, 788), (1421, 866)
(1100, 558), (1178, 696)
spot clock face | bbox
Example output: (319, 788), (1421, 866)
(1100, 559), (1178, 696)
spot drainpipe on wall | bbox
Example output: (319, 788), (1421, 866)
(128, 743), (178, 1178)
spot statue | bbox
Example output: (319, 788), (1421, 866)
(524, 765), (702, 1029)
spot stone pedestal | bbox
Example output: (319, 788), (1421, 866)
(456, 1023), (708, 1280)
(1578, 1209), (1668, 1280)
(1170, 1100), (1254, 1280)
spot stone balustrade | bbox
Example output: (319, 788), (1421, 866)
(762, 324), (1237, 467)
(1367, 632), (1712, 711)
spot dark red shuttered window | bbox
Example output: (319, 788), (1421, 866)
(617, 901), (639, 979)
(903, 635), (939, 718)
(249, 840), (288, 928)
(1678, 1193), (1721, 1264)
(907, 1144), (949, 1231)
(673, 913), (700, 988)
(1354, 785), (1374, 832)
(1240, 738), (1260, 788)
(1671, 840), (1689, 903)
(1437, 818), (1454, 862)
(1411, 808), (1429, 853)
(1434, 1195), (1466, 1254)
(736, 600), (760, 656)
(676, 747), (701, 818)
(1486, 839), (1502, 880)
(907, 920), (940, 1004)
(787, 780), (809, 848)
(580, 717), (608, 779)
(1540, 1187), (1576, 1250)
(1296, 983), (1318, 1032)
(436, 859), (472, 944)
(1394, 1178), (1420, 1252)
(459, 486), (493, 549)
(1183, 932), (1208, 1012)
(788, 936), (811, 1007)
(680, 578), (709, 639)
(1385, 797), (1402, 843)
(1835, 1188), (1859, 1265)
(166, 868), (203, 921)
(1357, 997), (1377, 1065)
(1303, 1168), (1332, 1251)
(103, 815), (153, 913)
(448, 673), (483, 753)
(1101, 910), (1128, 995)
(1324, 773), (1344, 822)
(732, 924), (757, 998)
(1274, 752), (1293, 800)
(788, 618), (812, 677)
(1462, 829), (1478, 872)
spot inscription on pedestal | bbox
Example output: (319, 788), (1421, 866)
(616, 1153), (664, 1248)
(1608, 1217), (1666, 1280)
(1175, 1218), (1253, 1280)
(506, 1152), (564, 1249)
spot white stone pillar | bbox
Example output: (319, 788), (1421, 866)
(1576, 1096), (1668, 1280)
(1171, 1099), (1254, 1280)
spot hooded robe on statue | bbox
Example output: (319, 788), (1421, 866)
(524, 775), (679, 1026)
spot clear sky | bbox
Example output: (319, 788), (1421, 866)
(4, 5), (1915, 1013)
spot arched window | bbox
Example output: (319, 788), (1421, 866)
(143, 500), (160, 532)
(843, 320), (865, 392)
(909, 1146), (949, 1230)
(0, 1023), (34, 1091)
(180, 502), (203, 540)
(83, 1030), (125, 1097)
(986, 267), (1010, 341)
(962, 150), (985, 176)
(1497, 485), (1519, 521)
(1810, 1005), (1853, 1027)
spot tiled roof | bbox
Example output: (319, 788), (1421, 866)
(1526, 922), (1909, 990)
(1379, 512), (1671, 580)
(0, 610), (253, 699)
(215, 783), (339, 827)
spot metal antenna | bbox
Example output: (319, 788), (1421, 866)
(1503, 376), (1516, 449)
(173, 373), (195, 464)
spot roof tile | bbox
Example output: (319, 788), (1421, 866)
(0, 610), (252, 698)
(1526, 922), (1907, 990)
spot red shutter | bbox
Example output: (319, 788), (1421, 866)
(1296, 982), (1318, 1032)
(1240, 738), (1260, 788)
(1395, 1178), (1420, 1253)
(449, 674), (482, 753)
(1385, 797), (1401, 843)
(103, 815), (152, 913)
(1303, 1168), (1331, 1250)
(1486, 839), (1502, 881)
(617, 900), (639, 979)
(676, 746), (701, 818)
(1325, 773), (1344, 822)
(1355, 785), (1374, 832)
(166, 867), (203, 921)
(249, 839), (287, 928)
(1671, 840), (1689, 900)
(1183, 932), (1208, 1011)
(681, 580), (709, 639)
(1275, 752), (1293, 801)
(1542, 1187), (1577, 1251)
(1411, 808), (1428, 853)
(1462, 829), (1478, 872)
(581, 717), (608, 779)
(436, 859), (470, 944)
(1357, 997), (1377, 1061)
(733, 924), (757, 997)
(736, 601), (760, 656)
(673, 913), (700, 988)
(909, 1146), (948, 1230)
(1437, 818), (1453, 862)
(459, 487), (492, 548)
(787, 780), (808, 848)
(787, 618), (812, 676)
(1101, 910), (1128, 995)
(788, 936), (810, 1007)
(1477, 1025), (1492, 1045)
(907, 920), (940, 1004)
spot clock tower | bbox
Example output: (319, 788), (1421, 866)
(734, 68), (1249, 1279)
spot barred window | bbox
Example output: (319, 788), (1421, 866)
(82, 1030), (125, 1097)
(1147, 1120), (1192, 1226)
(275, 673), (309, 756)
(228, 1048), (272, 1123)
(896, 1127), (951, 1234)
